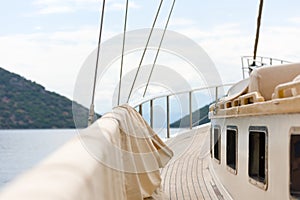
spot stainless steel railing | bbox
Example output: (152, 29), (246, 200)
(241, 56), (291, 79)
(131, 83), (234, 139)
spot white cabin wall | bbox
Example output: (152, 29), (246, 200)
(210, 114), (300, 200)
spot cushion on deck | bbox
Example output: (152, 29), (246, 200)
(249, 63), (300, 100)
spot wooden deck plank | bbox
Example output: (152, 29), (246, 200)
(161, 125), (228, 200)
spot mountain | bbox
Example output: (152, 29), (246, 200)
(170, 104), (211, 128)
(0, 67), (94, 129)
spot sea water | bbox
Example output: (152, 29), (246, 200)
(0, 128), (187, 190)
(0, 129), (76, 189)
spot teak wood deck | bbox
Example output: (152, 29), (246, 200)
(161, 125), (227, 200)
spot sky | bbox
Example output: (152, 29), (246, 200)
(1, 0), (300, 114)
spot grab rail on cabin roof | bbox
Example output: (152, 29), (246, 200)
(241, 56), (291, 79)
(131, 83), (234, 139)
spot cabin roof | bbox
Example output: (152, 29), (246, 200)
(210, 63), (300, 118)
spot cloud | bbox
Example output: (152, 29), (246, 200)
(1, 18), (300, 108)
(109, 2), (140, 11)
(33, 0), (98, 14)
(170, 18), (196, 27)
(288, 17), (300, 24)
(32, 0), (141, 15)
(37, 6), (75, 14)
(259, 26), (300, 62)
(0, 26), (114, 99)
(174, 23), (300, 84)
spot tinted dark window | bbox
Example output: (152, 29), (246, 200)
(227, 127), (237, 171)
(214, 127), (221, 162)
(210, 127), (213, 158)
(290, 135), (300, 197)
(249, 128), (267, 184)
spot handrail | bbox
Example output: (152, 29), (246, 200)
(131, 83), (235, 108)
(241, 56), (291, 79)
(131, 83), (235, 139)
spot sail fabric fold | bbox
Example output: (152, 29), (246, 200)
(0, 105), (173, 200)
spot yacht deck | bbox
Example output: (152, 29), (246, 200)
(161, 125), (227, 200)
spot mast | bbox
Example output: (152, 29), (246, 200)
(251, 0), (264, 70)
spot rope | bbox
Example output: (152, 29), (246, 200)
(252, 0), (264, 67)
(142, 0), (176, 98)
(126, 0), (164, 103)
(88, 0), (106, 126)
(117, 0), (129, 106)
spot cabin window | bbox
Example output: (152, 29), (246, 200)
(290, 135), (300, 197)
(248, 126), (268, 188)
(227, 126), (237, 173)
(210, 127), (213, 158)
(213, 126), (221, 163)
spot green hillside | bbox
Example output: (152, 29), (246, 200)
(170, 104), (211, 128)
(0, 67), (93, 129)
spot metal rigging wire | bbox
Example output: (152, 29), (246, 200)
(126, 0), (164, 103)
(252, 0), (264, 68)
(88, 0), (106, 126)
(117, 0), (129, 105)
(142, 0), (176, 98)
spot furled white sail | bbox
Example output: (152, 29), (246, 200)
(0, 105), (173, 200)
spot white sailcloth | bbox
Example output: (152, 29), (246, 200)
(0, 105), (173, 200)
